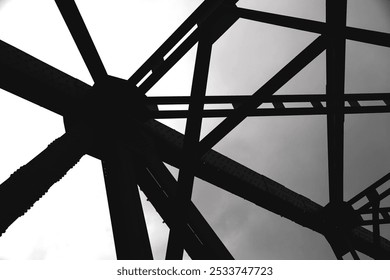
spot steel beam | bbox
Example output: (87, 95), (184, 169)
(0, 39), (90, 117)
(234, 7), (325, 34)
(136, 154), (233, 259)
(325, 0), (347, 205)
(0, 130), (85, 236)
(55, 0), (107, 82)
(102, 150), (153, 260)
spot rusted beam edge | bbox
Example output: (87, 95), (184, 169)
(150, 106), (390, 119)
(0, 130), (85, 236)
(128, 0), (235, 86)
(0, 39), (91, 116)
(230, 7), (390, 48)
(144, 119), (390, 259)
(147, 93), (390, 105)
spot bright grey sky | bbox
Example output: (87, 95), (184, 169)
(0, 0), (389, 259)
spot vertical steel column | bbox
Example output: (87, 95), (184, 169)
(102, 149), (153, 260)
(326, 0), (347, 204)
(165, 35), (213, 259)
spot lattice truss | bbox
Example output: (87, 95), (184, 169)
(0, 0), (390, 259)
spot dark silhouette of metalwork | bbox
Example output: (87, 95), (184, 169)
(0, 0), (390, 259)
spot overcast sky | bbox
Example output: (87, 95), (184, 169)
(0, 0), (389, 260)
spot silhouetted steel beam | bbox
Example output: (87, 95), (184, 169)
(55, 0), (107, 82)
(128, 0), (235, 87)
(145, 119), (390, 259)
(233, 7), (325, 34)
(136, 167), (207, 259)
(346, 27), (390, 48)
(150, 106), (390, 119)
(138, 154), (233, 259)
(0, 39), (90, 117)
(102, 151), (153, 260)
(232, 7), (390, 48)
(198, 35), (326, 155)
(133, 1), (238, 96)
(147, 93), (390, 105)
(166, 37), (213, 259)
(325, 0), (347, 205)
(0, 130), (85, 236)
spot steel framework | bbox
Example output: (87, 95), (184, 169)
(0, 0), (390, 259)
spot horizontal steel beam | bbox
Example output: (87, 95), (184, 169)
(150, 106), (390, 119)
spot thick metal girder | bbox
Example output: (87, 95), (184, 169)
(55, 0), (107, 82)
(0, 39), (91, 116)
(325, 0), (347, 204)
(101, 152), (153, 260)
(198, 35), (326, 156)
(0, 130), (85, 236)
(166, 35), (213, 259)
(144, 119), (390, 259)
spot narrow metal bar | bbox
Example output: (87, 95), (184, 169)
(233, 7), (325, 34)
(360, 218), (390, 226)
(102, 151), (153, 260)
(197, 35), (326, 155)
(346, 27), (390, 48)
(55, 0), (107, 82)
(325, 0), (347, 205)
(151, 105), (390, 119)
(137, 29), (200, 95)
(166, 35), (213, 260)
(147, 93), (390, 105)
(359, 207), (390, 215)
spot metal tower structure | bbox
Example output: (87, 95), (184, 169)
(0, 0), (390, 259)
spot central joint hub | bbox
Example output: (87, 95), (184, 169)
(64, 75), (156, 158)
(90, 76), (151, 127)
